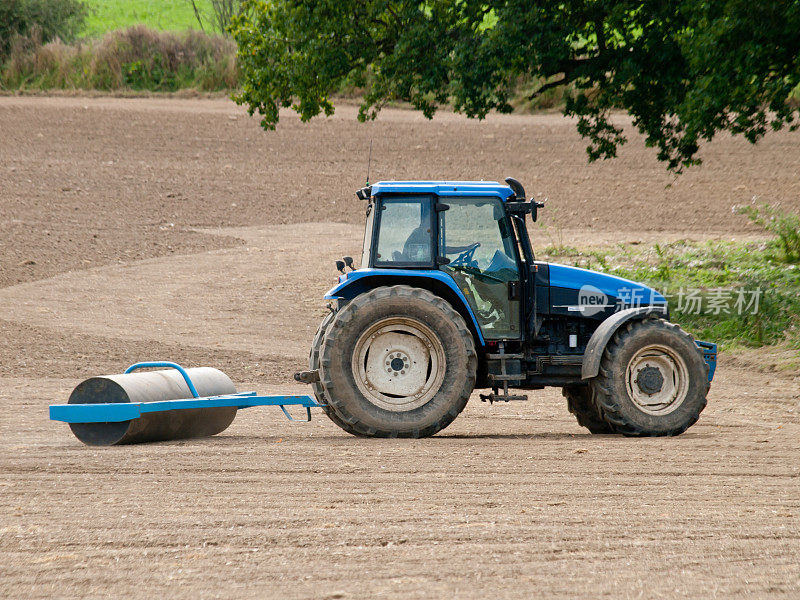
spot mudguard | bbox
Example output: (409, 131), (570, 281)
(581, 306), (668, 379)
(324, 268), (486, 345)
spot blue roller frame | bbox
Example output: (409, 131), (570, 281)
(49, 362), (323, 425)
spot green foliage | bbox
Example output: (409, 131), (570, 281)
(537, 205), (800, 349)
(81, 1), (212, 38)
(540, 245), (580, 258)
(0, 0), (88, 57)
(595, 240), (800, 349)
(186, 0), (250, 37)
(0, 26), (237, 92)
(738, 203), (800, 264)
(231, 0), (800, 172)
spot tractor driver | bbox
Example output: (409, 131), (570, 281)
(402, 203), (479, 262)
(401, 202), (433, 262)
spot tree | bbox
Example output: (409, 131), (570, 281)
(230, 1), (800, 172)
(187, 0), (251, 37)
(0, 0), (88, 58)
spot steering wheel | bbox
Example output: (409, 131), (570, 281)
(448, 242), (480, 267)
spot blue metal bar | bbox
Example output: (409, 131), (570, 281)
(49, 393), (322, 424)
(52, 402), (142, 423)
(278, 405), (314, 423)
(124, 361), (200, 398)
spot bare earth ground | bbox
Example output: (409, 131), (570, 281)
(0, 97), (799, 599)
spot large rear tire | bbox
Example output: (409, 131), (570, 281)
(589, 316), (709, 436)
(309, 310), (357, 434)
(562, 385), (614, 434)
(319, 285), (477, 438)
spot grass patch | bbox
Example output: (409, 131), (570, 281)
(737, 203), (800, 263)
(608, 241), (800, 349)
(547, 239), (800, 351)
(535, 203), (800, 350)
(1, 26), (236, 92)
(540, 244), (580, 257)
(81, 1), (212, 37)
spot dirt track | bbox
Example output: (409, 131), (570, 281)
(1, 97), (799, 598)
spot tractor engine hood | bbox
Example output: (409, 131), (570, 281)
(546, 263), (667, 318)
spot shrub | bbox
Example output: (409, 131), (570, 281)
(738, 203), (800, 264)
(602, 240), (800, 349)
(0, 0), (87, 58)
(1, 25), (238, 92)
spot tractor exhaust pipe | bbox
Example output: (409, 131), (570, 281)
(504, 177), (526, 200)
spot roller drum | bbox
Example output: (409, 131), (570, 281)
(68, 367), (237, 446)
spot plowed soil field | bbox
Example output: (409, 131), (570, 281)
(1, 97), (798, 599)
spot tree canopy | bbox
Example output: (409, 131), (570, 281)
(231, 1), (800, 171)
(0, 0), (87, 58)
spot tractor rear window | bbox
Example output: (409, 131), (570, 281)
(374, 197), (433, 266)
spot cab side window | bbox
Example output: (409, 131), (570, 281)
(374, 196), (433, 265)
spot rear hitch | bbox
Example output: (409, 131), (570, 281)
(294, 369), (320, 384)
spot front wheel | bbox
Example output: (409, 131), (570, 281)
(590, 316), (709, 436)
(319, 286), (477, 437)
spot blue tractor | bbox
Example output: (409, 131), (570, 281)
(299, 178), (717, 438)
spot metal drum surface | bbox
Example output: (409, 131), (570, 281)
(68, 367), (237, 446)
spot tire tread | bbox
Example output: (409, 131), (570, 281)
(319, 285), (476, 438)
(591, 315), (709, 437)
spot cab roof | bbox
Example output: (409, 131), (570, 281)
(370, 180), (516, 200)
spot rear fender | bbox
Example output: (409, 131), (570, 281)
(324, 269), (486, 347)
(581, 306), (668, 379)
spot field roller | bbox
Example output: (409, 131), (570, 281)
(49, 362), (321, 446)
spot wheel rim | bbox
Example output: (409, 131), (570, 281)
(351, 317), (446, 412)
(625, 344), (690, 415)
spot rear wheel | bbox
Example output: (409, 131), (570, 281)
(319, 285), (477, 437)
(308, 310), (355, 433)
(590, 316), (709, 436)
(562, 385), (614, 434)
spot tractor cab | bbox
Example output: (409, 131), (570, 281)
(352, 179), (540, 341)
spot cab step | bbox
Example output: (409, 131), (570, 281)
(482, 341), (527, 403)
(488, 373), (525, 382)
